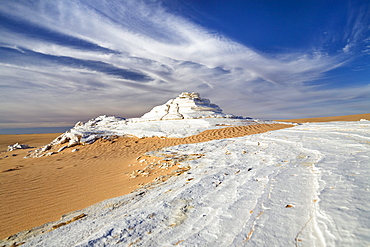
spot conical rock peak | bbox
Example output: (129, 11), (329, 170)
(141, 92), (237, 120)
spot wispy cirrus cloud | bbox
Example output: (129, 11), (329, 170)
(0, 0), (368, 130)
(341, 2), (370, 54)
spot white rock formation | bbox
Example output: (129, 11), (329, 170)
(141, 92), (237, 120)
(7, 143), (30, 152)
(26, 92), (258, 158)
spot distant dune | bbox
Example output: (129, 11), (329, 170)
(277, 113), (370, 123)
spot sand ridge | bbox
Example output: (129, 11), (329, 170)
(0, 123), (293, 239)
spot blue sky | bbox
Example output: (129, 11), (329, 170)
(0, 0), (369, 132)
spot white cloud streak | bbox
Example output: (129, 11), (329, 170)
(0, 0), (368, 129)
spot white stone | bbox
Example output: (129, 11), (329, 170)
(7, 143), (30, 152)
(141, 92), (236, 120)
(57, 146), (68, 153)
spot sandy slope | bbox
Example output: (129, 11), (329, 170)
(0, 123), (291, 239)
(277, 113), (370, 123)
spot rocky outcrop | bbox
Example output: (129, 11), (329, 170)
(25, 116), (126, 158)
(141, 92), (238, 120)
(26, 92), (250, 158)
(7, 143), (31, 152)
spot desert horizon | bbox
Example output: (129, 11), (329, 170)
(2, 112), (370, 136)
(277, 113), (370, 123)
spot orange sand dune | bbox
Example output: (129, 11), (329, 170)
(0, 124), (292, 239)
(277, 113), (370, 123)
